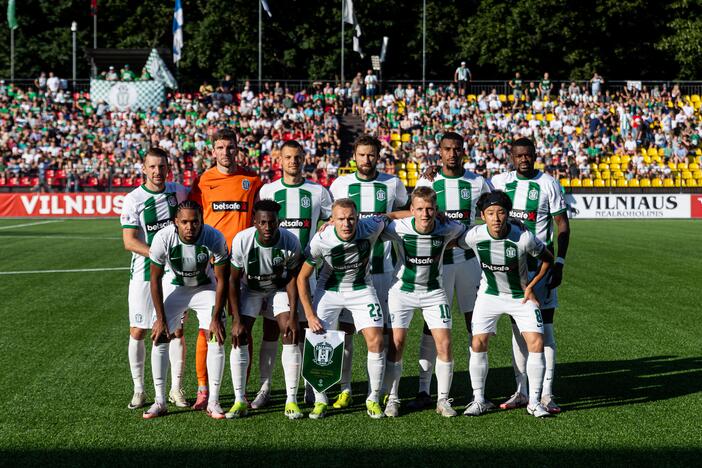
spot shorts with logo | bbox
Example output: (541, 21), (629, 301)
(313, 287), (384, 332)
(387, 286), (452, 330)
(443, 257), (481, 313)
(472, 293), (544, 335)
(128, 280), (156, 329)
(339, 271), (393, 326)
(240, 284), (290, 320)
(162, 283), (222, 333)
(531, 271), (558, 310)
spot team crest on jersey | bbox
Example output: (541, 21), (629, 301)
(272, 256), (284, 266)
(376, 190), (386, 202)
(432, 239), (443, 247)
(460, 188), (470, 200)
(301, 196), (311, 209)
(313, 341), (334, 367)
(505, 246), (517, 258)
(196, 252), (209, 263)
(166, 194), (177, 207)
(242, 179), (250, 190)
(528, 188), (539, 201)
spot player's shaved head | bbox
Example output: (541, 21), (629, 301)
(331, 199), (358, 241)
(332, 198), (358, 214)
(253, 200), (280, 244)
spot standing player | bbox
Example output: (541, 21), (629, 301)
(328, 134), (408, 409)
(491, 137), (570, 414)
(298, 199), (404, 419)
(145, 201), (230, 419)
(382, 187), (468, 418)
(409, 132), (492, 409)
(120, 147), (189, 410)
(227, 200), (303, 419)
(253, 140), (333, 409)
(459, 191), (554, 418)
(188, 128), (263, 410)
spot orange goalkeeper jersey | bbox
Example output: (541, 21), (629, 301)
(188, 166), (263, 246)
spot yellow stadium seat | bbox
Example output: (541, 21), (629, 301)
(581, 179), (593, 187)
(658, 148), (665, 157)
(398, 170), (407, 179)
(689, 162), (699, 171)
(589, 163), (598, 171)
(467, 94), (477, 102)
(677, 162), (688, 170)
(499, 94), (507, 102)
(643, 156), (652, 164)
(560, 178), (571, 187)
(648, 148), (658, 157)
(639, 179), (651, 187)
(696, 149), (702, 156)
(390, 133), (400, 141)
(408, 171), (419, 179)
(663, 178), (675, 187)
(685, 179), (698, 187)
(668, 162), (677, 170)
(401, 133), (411, 143)
(652, 178), (663, 187)
(526, 113), (533, 120)
(508, 95), (515, 102)
(641, 148), (648, 157)
(682, 171), (692, 179)
(406, 162), (417, 171)
(616, 179), (628, 187)
(628, 179), (640, 187)
(397, 162), (406, 171)
(570, 179), (582, 187)
(692, 94), (701, 102)
(594, 179), (606, 187)
(610, 163), (621, 171)
(621, 154), (631, 165)
(601, 171), (611, 179)
(598, 163), (609, 171)
(613, 171), (624, 179)
(593, 171), (601, 179)
(546, 113), (555, 121)
(693, 170), (702, 179)
(611, 155), (621, 164)
(400, 177), (408, 186)
(534, 162), (545, 170)
(604, 155), (612, 163)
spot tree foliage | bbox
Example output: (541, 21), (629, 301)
(0, 0), (701, 85)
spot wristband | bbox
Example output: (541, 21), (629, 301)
(555, 257), (565, 265)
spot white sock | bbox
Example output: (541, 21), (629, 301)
(382, 360), (402, 400)
(230, 345), (249, 403)
(282, 344), (301, 404)
(169, 337), (185, 393)
(526, 352), (546, 406)
(128, 336), (145, 393)
(466, 332), (473, 386)
(435, 358), (454, 401)
(207, 342), (225, 404)
(469, 350), (488, 403)
(418, 333), (436, 395)
(542, 324), (556, 397)
(339, 334), (354, 393)
(259, 340), (278, 393)
(313, 388), (328, 404)
(366, 351), (385, 403)
(511, 323), (529, 396)
(151, 342), (169, 404)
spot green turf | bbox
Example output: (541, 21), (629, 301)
(0, 219), (700, 466)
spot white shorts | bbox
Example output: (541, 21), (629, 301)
(532, 271), (558, 310)
(313, 287), (384, 332)
(443, 258), (481, 313)
(163, 283), (220, 333)
(239, 284), (291, 320)
(339, 271), (393, 325)
(387, 287), (452, 330)
(128, 280), (155, 329)
(471, 293), (544, 336)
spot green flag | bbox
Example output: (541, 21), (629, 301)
(7, 0), (17, 30)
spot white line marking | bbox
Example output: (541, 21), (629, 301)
(0, 267), (129, 275)
(0, 235), (122, 240)
(0, 220), (63, 230)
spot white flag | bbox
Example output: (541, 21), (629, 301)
(146, 49), (178, 89)
(343, 0), (363, 58)
(343, 0), (354, 24)
(261, 0), (272, 17)
(172, 0), (183, 64)
(353, 36), (364, 59)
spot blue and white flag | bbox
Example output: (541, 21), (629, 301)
(172, 0), (183, 64)
(261, 0), (272, 17)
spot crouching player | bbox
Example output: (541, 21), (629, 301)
(297, 199), (395, 420)
(146, 200), (230, 419)
(227, 200), (303, 420)
(458, 191), (554, 418)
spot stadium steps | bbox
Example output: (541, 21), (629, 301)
(339, 114), (365, 165)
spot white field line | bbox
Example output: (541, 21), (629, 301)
(0, 220), (64, 230)
(0, 235), (122, 240)
(0, 267), (129, 275)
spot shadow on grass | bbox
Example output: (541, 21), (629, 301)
(1, 447), (700, 467)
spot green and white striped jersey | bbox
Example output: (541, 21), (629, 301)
(230, 227), (302, 294)
(490, 170), (566, 246)
(259, 179), (333, 251)
(329, 172), (408, 275)
(120, 182), (189, 282)
(305, 217), (387, 292)
(416, 169), (492, 264)
(457, 223), (545, 299)
(382, 218), (467, 293)
(149, 224), (229, 287)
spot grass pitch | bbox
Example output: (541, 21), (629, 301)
(0, 218), (700, 466)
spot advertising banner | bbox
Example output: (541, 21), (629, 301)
(566, 193), (692, 219)
(0, 193), (125, 217)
